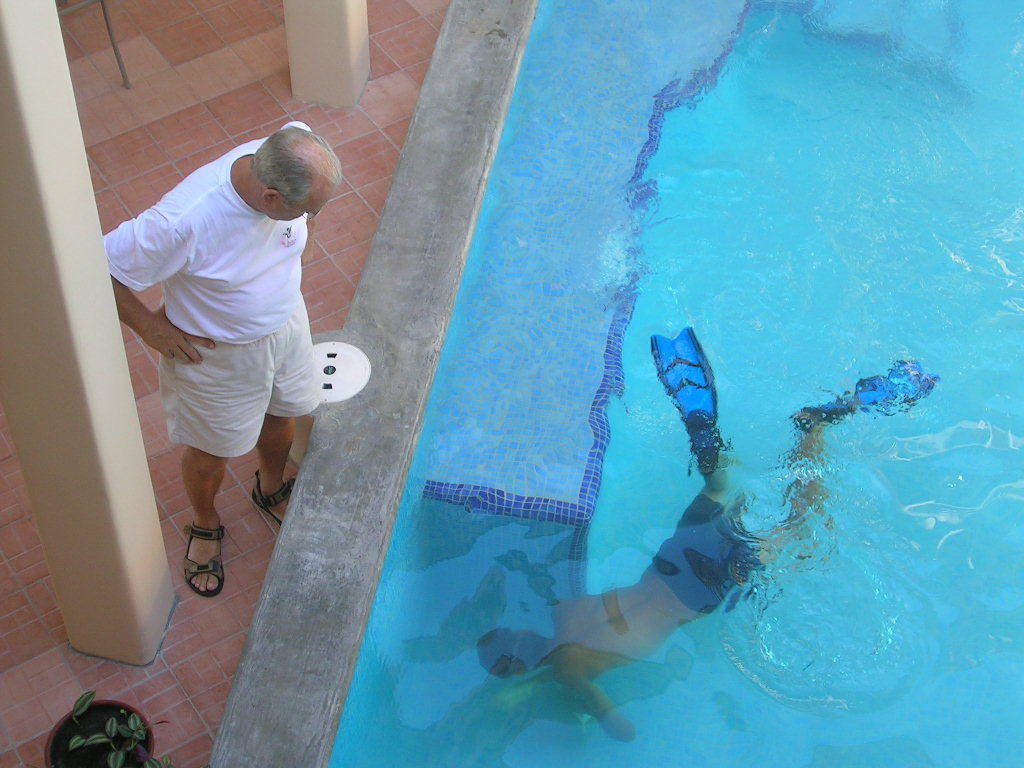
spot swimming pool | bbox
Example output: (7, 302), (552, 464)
(328, 1), (1024, 766)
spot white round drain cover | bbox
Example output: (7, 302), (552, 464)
(313, 342), (371, 403)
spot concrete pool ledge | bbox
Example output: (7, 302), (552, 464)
(210, 0), (538, 765)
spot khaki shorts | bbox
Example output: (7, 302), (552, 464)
(160, 303), (319, 457)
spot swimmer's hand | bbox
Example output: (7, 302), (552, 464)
(598, 706), (636, 742)
(493, 675), (544, 708)
(552, 657), (635, 741)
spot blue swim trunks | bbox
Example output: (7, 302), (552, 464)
(647, 493), (761, 614)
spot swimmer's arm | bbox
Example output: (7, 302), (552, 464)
(552, 648), (636, 741)
(566, 678), (636, 742)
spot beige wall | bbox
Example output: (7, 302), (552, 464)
(0, 1), (175, 664)
(284, 0), (370, 107)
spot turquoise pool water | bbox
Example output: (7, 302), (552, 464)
(330, 1), (1024, 766)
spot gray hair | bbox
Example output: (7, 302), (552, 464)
(252, 126), (343, 206)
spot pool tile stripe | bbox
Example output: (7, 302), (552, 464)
(628, 0), (752, 210)
(423, 288), (635, 527)
(422, 3), (752, 585)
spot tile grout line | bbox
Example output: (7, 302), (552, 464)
(0, 520), (62, 665)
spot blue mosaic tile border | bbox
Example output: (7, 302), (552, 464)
(628, 1), (752, 215)
(422, 3), (752, 575)
(422, 290), (634, 528)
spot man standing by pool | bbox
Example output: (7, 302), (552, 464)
(104, 122), (343, 597)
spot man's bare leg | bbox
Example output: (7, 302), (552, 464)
(254, 413), (296, 521)
(182, 446), (229, 592)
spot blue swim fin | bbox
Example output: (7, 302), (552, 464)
(650, 328), (717, 424)
(854, 360), (939, 415)
(651, 328), (724, 475)
(794, 360), (939, 431)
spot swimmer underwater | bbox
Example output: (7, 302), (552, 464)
(476, 328), (939, 741)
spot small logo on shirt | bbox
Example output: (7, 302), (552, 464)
(281, 225), (298, 247)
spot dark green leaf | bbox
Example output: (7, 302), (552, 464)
(107, 749), (126, 768)
(144, 760), (162, 768)
(127, 713), (142, 730)
(71, 691), (95, 719)
(83, 734), (111, 747)
(132, 727), (147, 741)
(105, 717), (118, 738)
(67, 735), (86, 751)
(117, 724), (134, 739)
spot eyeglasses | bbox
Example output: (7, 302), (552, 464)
(268, 188), (326, 220)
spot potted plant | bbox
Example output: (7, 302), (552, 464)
(45, 691), (211, 768)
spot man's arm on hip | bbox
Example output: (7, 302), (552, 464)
(110, 277), (215, 364)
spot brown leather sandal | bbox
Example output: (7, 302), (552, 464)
(251, 470), (294, 530)
(183, 523), (225, 597)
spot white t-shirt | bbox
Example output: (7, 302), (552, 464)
(105, 122), (311, 343)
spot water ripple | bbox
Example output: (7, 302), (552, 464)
(721, 546), (938, 714)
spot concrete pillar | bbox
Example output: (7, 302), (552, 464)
(284, 0), (370, 107)
(0, 2), (175, 665)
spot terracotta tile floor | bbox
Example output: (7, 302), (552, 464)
(0, 0), (446, 765)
